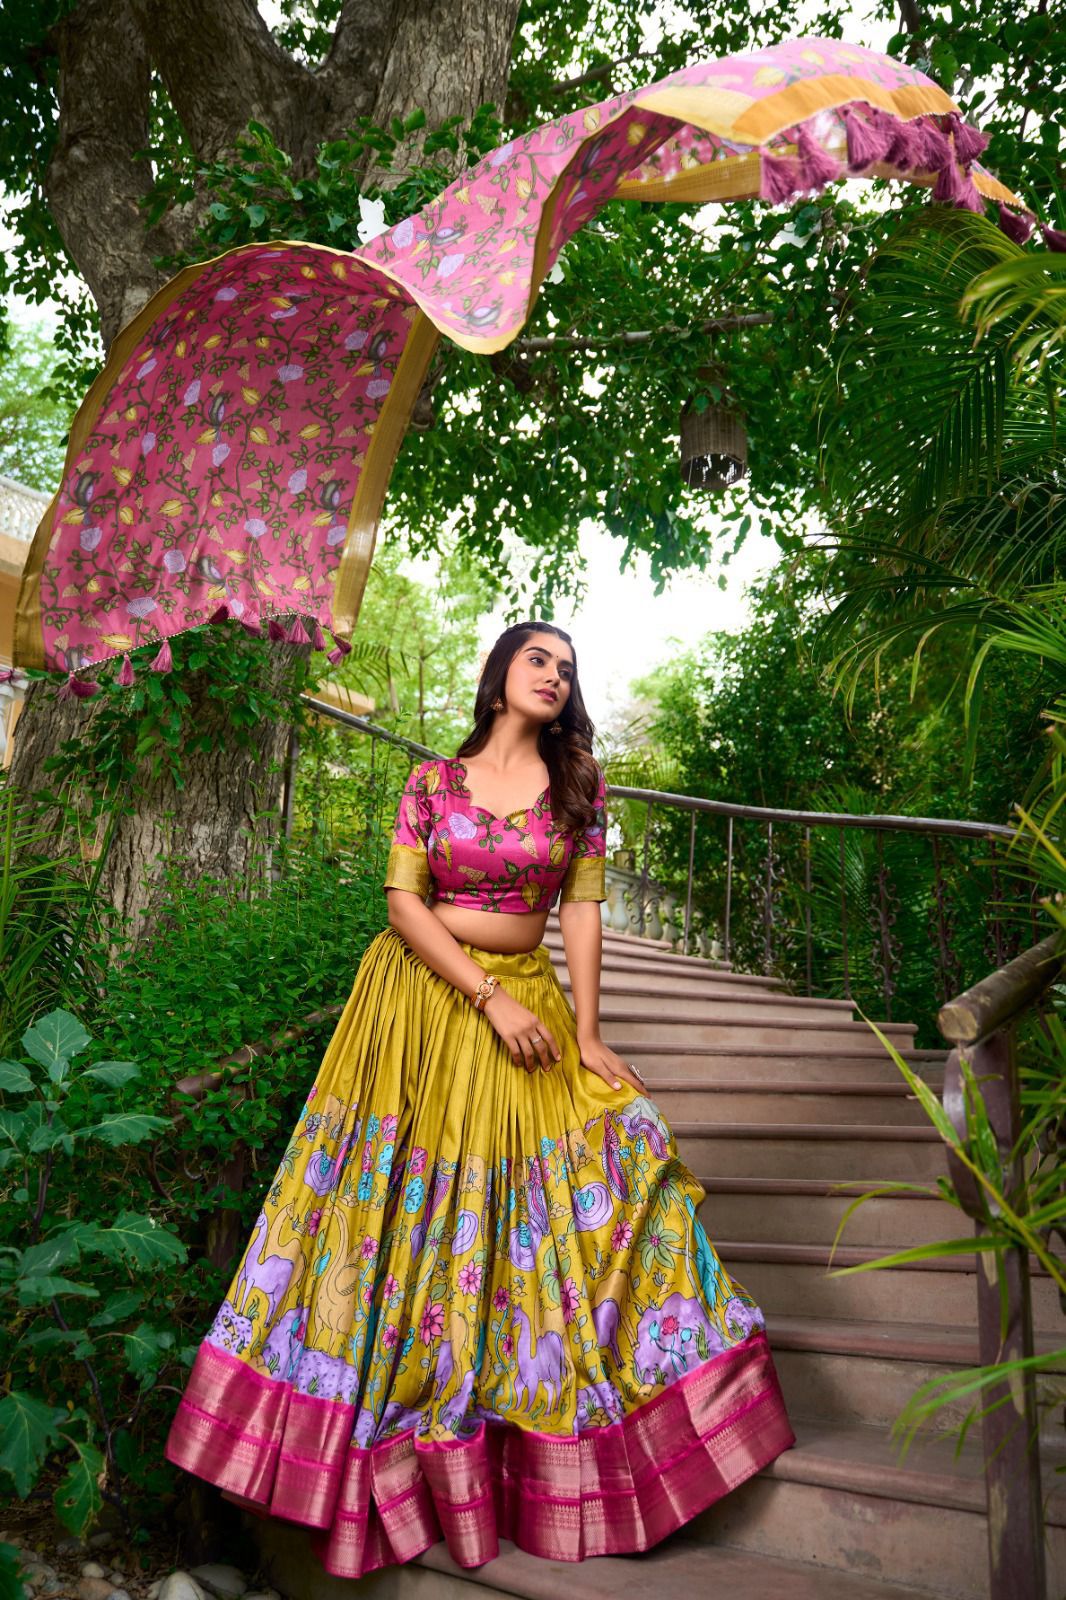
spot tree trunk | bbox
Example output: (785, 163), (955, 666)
(11, 0), (522, 940)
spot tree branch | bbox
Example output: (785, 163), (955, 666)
(317, 0), (397, 118)
(549, 49), (656, 98)
(513, 312), (774, 354)
(128, 0), (322, 168)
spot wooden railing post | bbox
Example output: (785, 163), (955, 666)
(943, 1037), (1045, 1600)
(939, 932), (1064, 1600)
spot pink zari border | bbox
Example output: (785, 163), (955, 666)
(165, 1332), (794, 1575)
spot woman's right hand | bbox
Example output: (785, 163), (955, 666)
(482, 986), (561, 1073)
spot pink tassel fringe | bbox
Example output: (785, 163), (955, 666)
(1041, 224), (1066, 252)
(311, 621), (328, 651)
(998, 205), (1034, 244)
(208, 604), (230, 624)
(932, 158), (968, 205)
(842, 107), (892, 171)
(117, 654), (135, 688)
(150, 639), (173, 674)
(267, 619), (288, 642)
(880, 114), (922, 171)
(329, 632), (352, 657)
(285, 616), (309, 645)
(759, 151), (804, 204)
(955, 172), (985, 214)
(58, 672), (100, 701)
(948, 113), (990, 164)
(796, 125), (842, 191)
(913, 119), (952, 173)
(240, 616), (264, 637)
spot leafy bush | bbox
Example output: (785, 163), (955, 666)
(0, 781), (394, 1540)
(0, 1009), (179, 1534)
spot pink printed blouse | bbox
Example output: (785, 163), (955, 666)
(383, 757), (607, 913)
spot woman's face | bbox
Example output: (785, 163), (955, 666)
(502, 631), (575, 725)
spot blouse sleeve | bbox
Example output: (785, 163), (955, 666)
(383, 762), (434, 898)
(559, 765), (608, 904)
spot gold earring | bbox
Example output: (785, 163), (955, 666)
(549, 720), (563, 735)
(491, 696), (505, 712)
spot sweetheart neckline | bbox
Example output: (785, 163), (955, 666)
(449, 758), (550, 824)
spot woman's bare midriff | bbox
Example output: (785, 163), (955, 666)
(430, 900), (549, 954)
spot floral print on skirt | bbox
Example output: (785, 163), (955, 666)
(166, 929), (794, 1575)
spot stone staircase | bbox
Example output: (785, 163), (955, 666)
(257, 927), (1064, 1600)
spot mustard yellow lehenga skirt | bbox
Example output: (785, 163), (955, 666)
(166, 929), (794, 1576)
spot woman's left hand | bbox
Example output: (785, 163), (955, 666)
(577, 1032), (646, 1094)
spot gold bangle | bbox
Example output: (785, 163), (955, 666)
(471, 973), (500, 1011)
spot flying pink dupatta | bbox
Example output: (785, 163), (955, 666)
(14, 36), (1033, 693)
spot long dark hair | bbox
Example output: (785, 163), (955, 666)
(455, 621), (599, 835)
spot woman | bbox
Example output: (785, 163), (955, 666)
(165, 621), (794, 1576)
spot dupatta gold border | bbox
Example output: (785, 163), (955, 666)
(330, 311), (440, 639)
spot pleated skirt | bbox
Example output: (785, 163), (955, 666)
(165, 928), (794, 1575)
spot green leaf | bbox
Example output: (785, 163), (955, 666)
(0, 1110), (26, 1150)
(0, 1541), (26, 1600)
(17, 1328), (94, 1359)
(0, 1062), (33, 1093)
(123, 1322), (175, 1382)
(20, 1231), (83, 1278)
(0, 1392), (64, 1497)
(244, 203), (266, 228)
(83, 1113), (170, 1148)
(21, 1012), (89, 1084)
(95, 1213), (186, 1268)
(81, 1061), (139, 1088)
(53, 1436), (104, 1536)
(16, 1275), (99, 1308)
(89, 1289), (144, 1327)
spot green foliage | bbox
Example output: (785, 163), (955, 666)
(26, 619), (311, 817)
(0, 784), (114, 1056)
(0, 1007), (180, 1533)
(0, 773), (393, 1539)
(0, 321), (73, 491)
(828, 1016), (1066, 1452)
(630, 565), (1045, 1037)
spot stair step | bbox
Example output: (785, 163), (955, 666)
(673, 1121), (946, 1181)
(257, 1521), (949, 1600)
(698, 1175), (957, 1245)
(766, 1312), (1066, 1429)
(602, 1015), (916, 1049)
(693, 1417), (1066, 1599)
(718, 1239), (1060, 1331)
(654, 1081), (932, 1125)
(560, 977), (857, 1019)
(631, 1049), (944, 1086)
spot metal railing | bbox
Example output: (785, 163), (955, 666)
(293, 697), (1030, 1034)
(937, 934), (1064, 1600)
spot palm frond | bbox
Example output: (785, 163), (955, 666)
(820, 211), (1035, 522)
(963, 250), (1066, 372)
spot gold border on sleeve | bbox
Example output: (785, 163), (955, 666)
(383, 842), (432, 898)
(560, 855), (607, 904)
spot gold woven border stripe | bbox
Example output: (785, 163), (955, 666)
(331, 310), (440, 639)
(383, 842), (432, 898)
(560, 855), (606, 904)
(616, 150), (763, 204)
